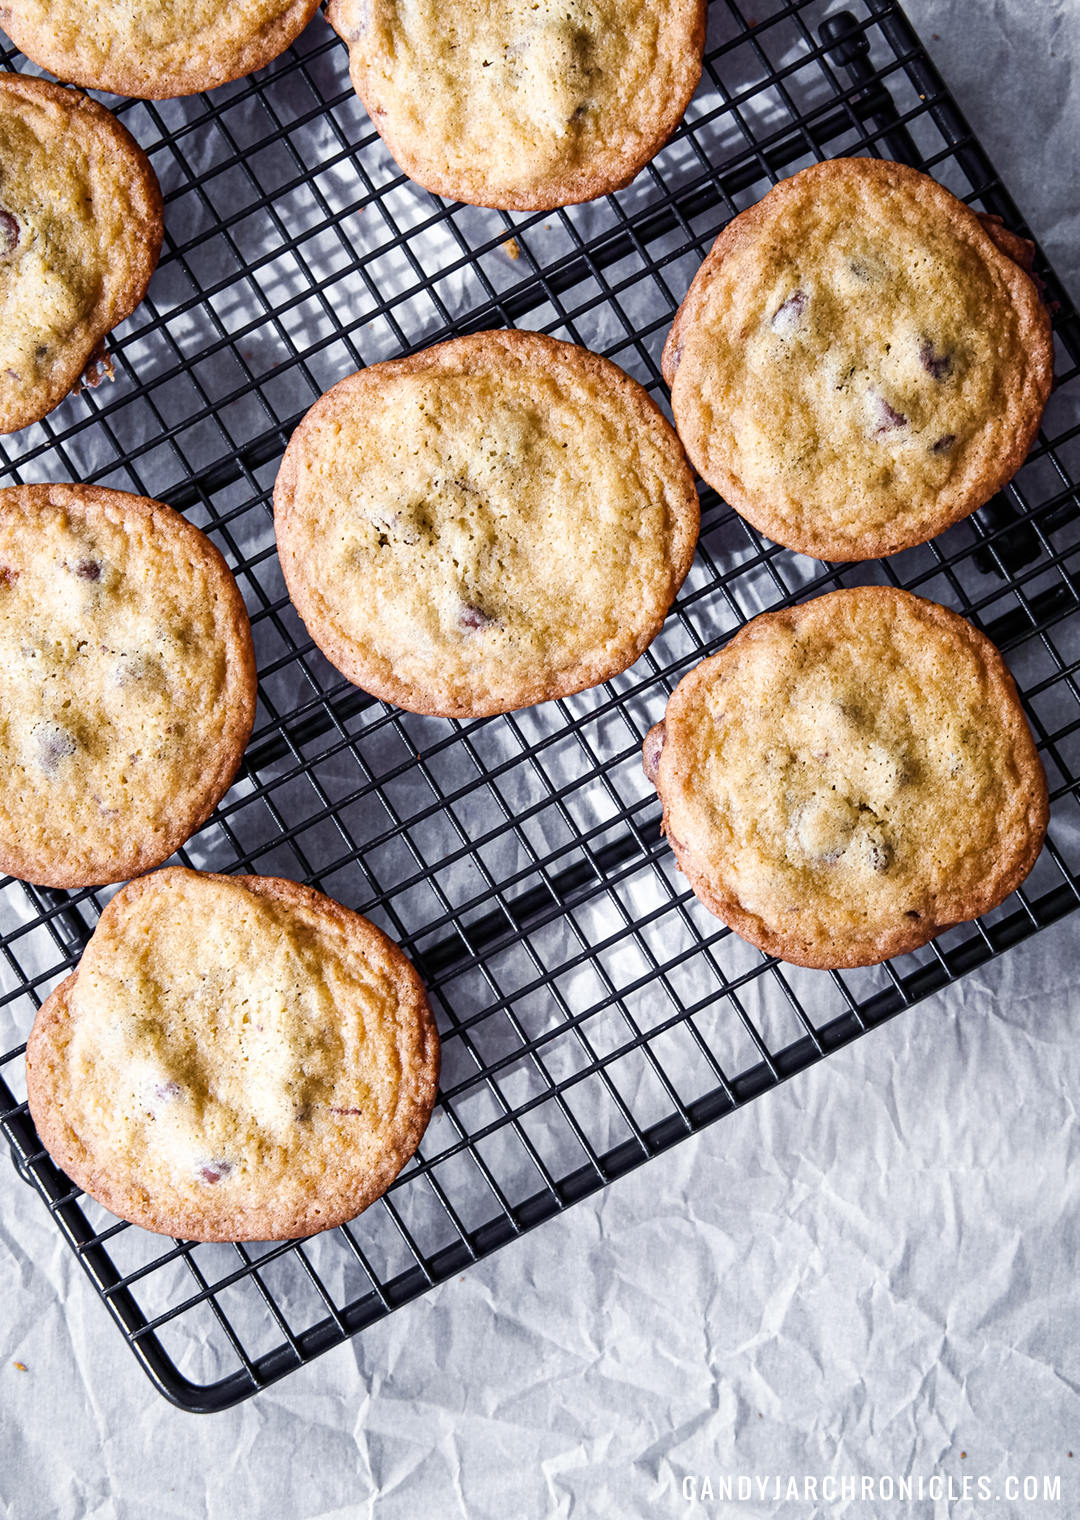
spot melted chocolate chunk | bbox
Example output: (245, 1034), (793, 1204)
(197, 1160), (232, 1184)
(75, 560), (101, 581)
(459, 603), (495, 632)
(869, 389), (908, 435)
(919, 341), (952, 381)
(329, 1106), (364, 1116)
(642, 721), (666, 787)
(771, 289), (807, 333)
(0, 567), (18, 588)
(0, 209), (19, 256)
(932, 434), (956, 455)
(36, 726), (77, 777)
(77, 340), (114, 393)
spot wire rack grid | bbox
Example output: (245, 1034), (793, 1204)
(2, 0), (1080, 1413)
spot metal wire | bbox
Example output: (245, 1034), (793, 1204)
(3, 0), (1080, 1411)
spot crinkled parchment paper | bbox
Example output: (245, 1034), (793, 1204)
(2, 3), (1079, 1516)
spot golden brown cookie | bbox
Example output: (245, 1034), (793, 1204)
(274, 330), (699, 718)
(2, 0), (322, 100)
(25, 868), (440, 1242)
(326, 0), (706, 210)
(0, 75), (162, 435)
(0, 484), (257, 888)
(662, 159), (1054, 562)
(644, 587), (1048, 969)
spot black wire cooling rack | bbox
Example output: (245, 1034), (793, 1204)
(2, 0), (1080, 1413)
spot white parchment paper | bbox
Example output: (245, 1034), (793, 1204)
(2, 3), (1079, 1516)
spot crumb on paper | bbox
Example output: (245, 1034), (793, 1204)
(13, 1361), (27, 1372)
(501, 237), (521, 261)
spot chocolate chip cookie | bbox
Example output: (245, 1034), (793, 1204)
(663, 159), (1054, 561)
(3, 0), (322, 99)
(0, 484), (257, 888)
(26, 868), (440, 1241)
(644, 587), (1049, 968)
(0, 75), (162, 435)
(327, 0), (706, 209)
(274, 329), (699, 718)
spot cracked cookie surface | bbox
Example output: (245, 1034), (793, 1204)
(663, 159), (1054, 561)
(3, 0), (321, 99)
(274, 330), (699, 717)
(0, 484), (256, 887)
(644, 587), (1048, 968)
(0, 76), (162, 435)
(327, 0), (705, 209)
(26, 868), (440, 1241)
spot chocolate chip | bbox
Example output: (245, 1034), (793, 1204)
(75, 560), (101, 581)
(869, 389), (908, 434)
(0, 208), (19, 256)
(771, 289), (807, 333)
(932, 434), (956, 454)
(919, 341), (952, 381)
(36, 725), (77, 777)
(642, 720), (666, 787)
(76, 340), (114, 393)
(197, 1160), (232, 1184)
(0, 567), (17, 588)
(459, 603), (495, 632)
(329, 1106), (364, 1116)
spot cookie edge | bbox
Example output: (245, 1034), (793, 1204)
(0, 75), (163, 434)
(3, 0), (323, 99)
(647, 586), (1050, 968)
(327, 0), (706, 210)
(0, 483), (257, 889)
(274, 328), (700, 718)
(662, 158), (1055, 562)
(24, 866), (441, 1241)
